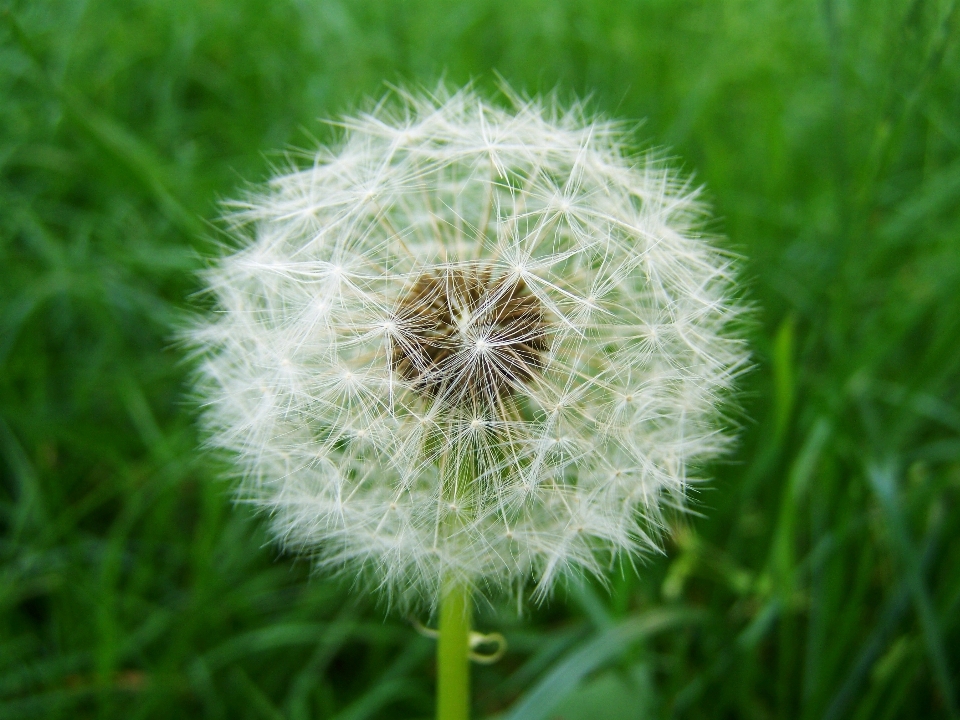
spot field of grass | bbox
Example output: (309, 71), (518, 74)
(2, 0), (959, 718)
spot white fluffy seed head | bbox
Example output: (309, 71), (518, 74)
(190, 86), (749, 610)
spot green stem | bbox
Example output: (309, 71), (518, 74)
(437, 577), (471, 720)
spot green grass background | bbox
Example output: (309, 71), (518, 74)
(2, 0), (959, 718)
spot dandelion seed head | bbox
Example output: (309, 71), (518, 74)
(190, 86), (749, 610)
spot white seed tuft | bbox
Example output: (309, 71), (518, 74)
(190, 87), (749, 609)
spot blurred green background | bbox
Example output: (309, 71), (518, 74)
(2, 0), (959, 718)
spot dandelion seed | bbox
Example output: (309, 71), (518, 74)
(190, 86), (749, 611)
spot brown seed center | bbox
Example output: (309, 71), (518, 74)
(391, 266), (547, 405)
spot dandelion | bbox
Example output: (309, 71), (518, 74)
(190, 86), (748, 719)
